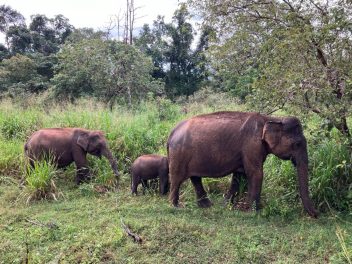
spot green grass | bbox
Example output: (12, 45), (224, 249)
(0, 95), (351, 263)
(0, 180), (351, 263)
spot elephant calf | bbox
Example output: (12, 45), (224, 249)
(24, 128), (119, 184)
(131, 154), (169, 195)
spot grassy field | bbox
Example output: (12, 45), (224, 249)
(0, 95), (351, 263)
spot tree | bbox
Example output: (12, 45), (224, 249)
(6, 25), (32, 53)
(135, 4), (210, 98)
(29, 14), (73, 55)
(164, 4), (197, 97)
(0, 5), (25, 48)
(189, 0), (352, 139)
(0, 54), (46, 95)
(67, 28), (105, 43)
(51, 39), (163, 107)
(135, 17), (168, 80)
(0, 43), (9, 61)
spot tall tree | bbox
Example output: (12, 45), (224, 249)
(6, 25), (32, 53)
(136, 4), (209, 98)
(190, 0), (352, 139)
(0, 5), (25, 48)
(135, 16), (168, 80)
(29, 14), (73, 55)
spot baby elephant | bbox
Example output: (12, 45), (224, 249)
(25, 128), (119, 184)
(131, 154), (169, 195)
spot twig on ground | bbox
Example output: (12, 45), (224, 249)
(120, 218), (142, 244)
(25, 218), (59, 229)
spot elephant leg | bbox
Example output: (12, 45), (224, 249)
(75, 156), (89, 185)
(131, 176), (139, 195)
(246, 174), (263, 211)
(169, 178), (183, 207)
(159, 173), (169, 195)
(76, 166), (90, 184)
(243, 160), (263, 211)
(224, 172), (241, 205)
(190, 176), (212, 208)
(141, 180), (149, 194)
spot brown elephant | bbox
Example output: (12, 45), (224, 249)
(25, 128), (119, 184)
(167, 111), (318, 218)
(131, 154), (169, 195)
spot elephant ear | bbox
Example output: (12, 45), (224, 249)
(77, 133), (90, 151)
(262, 121), (283, 150)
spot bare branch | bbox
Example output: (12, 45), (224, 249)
(120, 218), (142, 243)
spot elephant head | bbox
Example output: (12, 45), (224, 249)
(262, 117), (318, 217)
(77, 130), (120, 178)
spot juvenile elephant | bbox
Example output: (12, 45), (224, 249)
(25, 128), (119, 184)
(167, 111), (318, 218)
(131, 154), (169, 195)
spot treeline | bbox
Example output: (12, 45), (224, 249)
(1, 1), (352, 139)
(0, 4), (213, 106)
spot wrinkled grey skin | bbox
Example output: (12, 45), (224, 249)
(131, 154), (169, 195)
(167, 111), (318, 218)
(25, 128), (119, 184)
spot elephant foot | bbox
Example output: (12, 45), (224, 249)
(197, 197), (213, 208)
(223, 195), (236, 207)
(171, 202), (184, 208)
(234, 201), (252, 212)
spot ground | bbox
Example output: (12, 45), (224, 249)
(0, 175), (350, 264)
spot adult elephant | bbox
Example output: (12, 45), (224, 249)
(25, 128), (119, 184)
(167, 111), (318, 218)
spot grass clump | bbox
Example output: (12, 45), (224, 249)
(310, 132), (352, 212)
(23, 158), (61, 203)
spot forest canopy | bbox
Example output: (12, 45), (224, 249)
(1, 1), (352, 138)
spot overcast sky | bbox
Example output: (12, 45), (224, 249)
(1, 0), (182, 43)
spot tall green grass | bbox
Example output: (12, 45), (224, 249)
(23, 157), (60, 203)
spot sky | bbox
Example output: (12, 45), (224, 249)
(1, 0), (181, 43)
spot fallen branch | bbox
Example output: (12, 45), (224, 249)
(120, 218), (142, 244)
(25, 218), (59, 229)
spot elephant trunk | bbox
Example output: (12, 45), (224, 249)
(102, 148), (120, 181)
(295, 150), (318, 218)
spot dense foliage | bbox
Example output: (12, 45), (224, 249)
(51, 39), (161, 106)
(189, 0), (352, 139)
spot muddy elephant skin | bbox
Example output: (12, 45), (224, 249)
(25, 128), (119, 184)
(167, 111), (318, 218)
